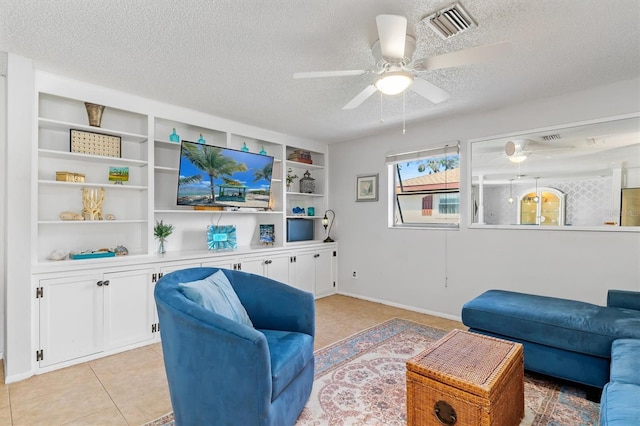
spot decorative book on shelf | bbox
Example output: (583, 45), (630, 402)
(288, 149), (312, 164)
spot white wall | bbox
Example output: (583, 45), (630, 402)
(4, 53), (34, 379)
(329, 78), (640, 321)
(0, 53), (7, 359)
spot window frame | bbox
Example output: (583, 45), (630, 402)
(387, 143), (461, 230)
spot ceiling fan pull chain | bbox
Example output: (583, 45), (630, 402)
(380, 92), (384, 123)
(402, 91), (406, 135)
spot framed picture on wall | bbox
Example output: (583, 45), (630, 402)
(355, 173), (379, 202)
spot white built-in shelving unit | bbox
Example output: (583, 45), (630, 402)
(35, 88), (330, 264)
(10, 68), (336, 383)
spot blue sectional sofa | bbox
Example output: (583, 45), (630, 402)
(600, 339), (640, 425)
(461, 289), (640, 425)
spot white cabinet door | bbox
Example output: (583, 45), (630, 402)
(314, 249), (334, 296)
(290, 248), (335, 296)
(38, 274), (104, 368)
(236, 257), (265, 276)
(240, 252), (292, 284)
(201, 258), (239, 270)
(103, 268), (156, 351)
(267, 253), (291, 285)
(159, 262), (203, 276)
(292, 251), (315, 293)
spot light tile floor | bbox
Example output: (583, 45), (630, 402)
(0, 294), (464, 425)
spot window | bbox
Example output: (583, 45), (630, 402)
(387, 144), (460, 228)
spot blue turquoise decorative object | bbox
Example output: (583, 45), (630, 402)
(197, 134), (206, 144)
(70, 250), (115, 260)
(307, 207), (315, 216)
(292, 206), (305, 215)
(259, 146), (267, 155)
(169, 128), (180, 142)
(207, 225), (237, 250)
(241, 143), (249, 152)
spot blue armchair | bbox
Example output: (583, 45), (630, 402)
(155, 267), (315, 426)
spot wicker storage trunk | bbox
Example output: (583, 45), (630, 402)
(406, 329), (524, 426)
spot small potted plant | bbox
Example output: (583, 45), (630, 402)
(286, 168), (298, 192)
(154, 220), (174, 254)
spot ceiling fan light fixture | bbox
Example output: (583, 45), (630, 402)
(374, 71), (414, 95)
(509, 154), (528, 163)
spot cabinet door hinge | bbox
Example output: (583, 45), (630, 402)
(36, 349), (44, 362)
(151, 323), (161, 333)
(152, 273), (157, 283)
(333, 281), (336, 288)
(333, 251), (337, 257)
(36, 287), (44, 298)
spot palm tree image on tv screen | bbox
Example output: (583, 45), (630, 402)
(177, 141), (274, 209)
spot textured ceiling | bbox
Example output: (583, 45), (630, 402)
(1, 0), (639, 143)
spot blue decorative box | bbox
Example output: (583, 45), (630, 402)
(70, 251), (116, 260)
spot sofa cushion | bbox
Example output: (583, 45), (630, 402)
(178, 270), (253, 327)
(600, 382), (640, 425)
(462, 290), (640, 358)
(259, 329), (314, 401)
(610, 339), (640, 386)
(607, 290), (640, 311)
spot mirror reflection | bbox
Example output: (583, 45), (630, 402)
(470, 114), (640, 229)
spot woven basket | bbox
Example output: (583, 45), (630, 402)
(406, 329), (524, 426)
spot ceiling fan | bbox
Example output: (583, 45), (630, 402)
(504, 138), (576, 163)
(293, 13), (512, 110)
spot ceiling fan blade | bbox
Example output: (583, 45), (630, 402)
(293, 70), (367, 79)
(376, 15), (407, 59)
(342, 85), (377, 110)
(410, 78), (451, 104)
(413, 41), (512, 71)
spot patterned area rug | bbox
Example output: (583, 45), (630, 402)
(145, 318), (600, 426)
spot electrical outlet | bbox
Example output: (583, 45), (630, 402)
(352, 270), (358, 279)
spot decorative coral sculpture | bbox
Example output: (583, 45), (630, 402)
(82, 187), (105, 220)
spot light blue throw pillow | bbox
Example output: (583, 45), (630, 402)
(179, 270), (253, 327)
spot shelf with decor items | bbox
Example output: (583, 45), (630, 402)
(152, 118), (290, 251)
(39, 117), (148, 142)
(285, 147), (325, 193)
(284, 146), (328, 244)
(36, 92), (149, 263)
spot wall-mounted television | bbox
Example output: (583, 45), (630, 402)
(177, 141), (274, 210)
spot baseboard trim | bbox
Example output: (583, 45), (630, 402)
(4, 369), (32, 384)
(336, 291), (462, 323)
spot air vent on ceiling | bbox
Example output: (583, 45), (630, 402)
(541, 134), (562, 141)
(424, 2), (477, 39)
